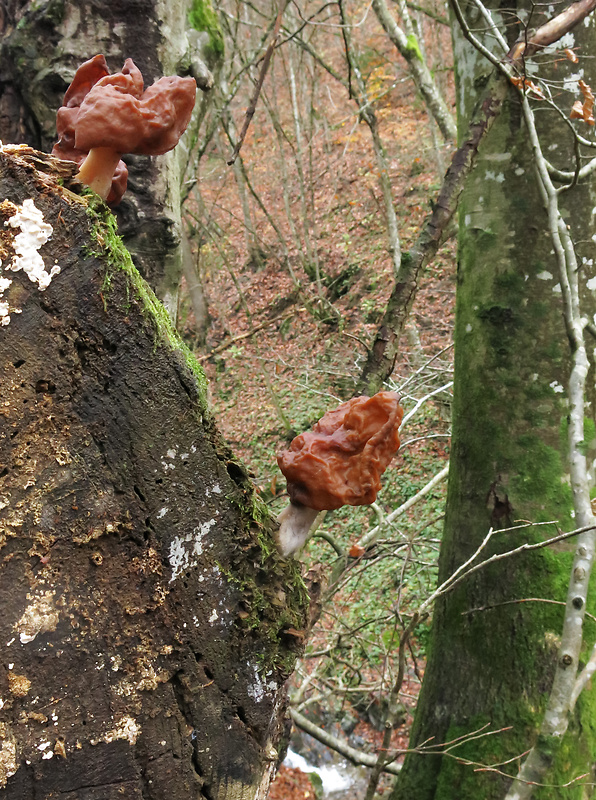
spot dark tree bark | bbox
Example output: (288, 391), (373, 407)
(0, 146), (307, 798)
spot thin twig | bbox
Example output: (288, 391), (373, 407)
(227, 0), (289, 165)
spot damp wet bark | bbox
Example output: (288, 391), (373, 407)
(0, 146), (308, 799)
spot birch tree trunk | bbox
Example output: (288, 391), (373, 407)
(0, 147), (307, 798)
(391, 5), (596, 800)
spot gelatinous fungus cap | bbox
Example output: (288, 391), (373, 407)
(52, 54), (196, 205)
(277, 391), (403, 511)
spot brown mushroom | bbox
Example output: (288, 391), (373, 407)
(52, 55), (196, 205)
(276, 391), (403, 557)
(52, 55), (127, 206)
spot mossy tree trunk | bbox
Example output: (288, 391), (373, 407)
(391, 7), (596, 800)
(0, 0), (221, 314)
(0, 147), (307, 798)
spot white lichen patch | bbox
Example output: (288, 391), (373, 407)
(168, 519), (217, 582)
(0, 724), (18, 788)
(0, 276), (13, 326)
(484, 170), (506, 183)
(1, 200), (62, 327)
(161, 446), (177, 471)
(484, 152), (511, 163)
(16, 590), (59, 644)
(247, 664), (279, 704)
(5, 200), (61, 289)
(97, 716), (140, 746)
(542, 31), (575, 55)
(563, 69), (585, 95)
(209, 597), (233, 629)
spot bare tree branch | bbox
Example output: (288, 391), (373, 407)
(228, 0), (290, 164)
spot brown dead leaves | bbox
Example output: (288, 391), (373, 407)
(570, 79), (595, 125)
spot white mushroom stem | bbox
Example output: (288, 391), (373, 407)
(276, 502), (322, 558)
(77, 147), (122, 200)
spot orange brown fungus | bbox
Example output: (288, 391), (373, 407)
(52, 55), (126, 205)
(52, 55), (196, 205)
(275, 392), (403, 557)
(278, 391), (403, 511)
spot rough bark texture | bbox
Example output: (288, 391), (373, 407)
(0, 146), (308, 799)
(0, 0), (220, 309)
(391, 6), (596, 800)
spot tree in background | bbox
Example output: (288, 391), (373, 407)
(393, 0), (596, 796)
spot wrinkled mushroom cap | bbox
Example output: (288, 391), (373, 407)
(52, 55), (128, 205)
(74, 59), (197, 156)
(277, 391), (403, 511)
(53, 54), (110, 162)
(63, 54), (110, 106)
(52, 55), (197, 205)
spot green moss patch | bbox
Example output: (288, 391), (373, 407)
(188, 0), (224, 59)
(86, 198), (209, 407)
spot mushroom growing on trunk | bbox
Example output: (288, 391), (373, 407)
(52, 55), (196, 205)
(276, 391), (403, 557)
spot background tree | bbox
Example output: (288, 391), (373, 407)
(393, 0), (596, 797)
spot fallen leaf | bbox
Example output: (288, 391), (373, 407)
(349, 544), (366, 558)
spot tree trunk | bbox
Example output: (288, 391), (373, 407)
(391, 8), (596, 800)
(0, 146), (307, 799)
(0, 0), (221, 310)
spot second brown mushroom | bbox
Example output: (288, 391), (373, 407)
(276, 391), (404, 557)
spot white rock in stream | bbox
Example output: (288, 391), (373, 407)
(284, 748), (354, 796)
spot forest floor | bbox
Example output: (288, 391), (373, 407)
(180, 27), (456, 799)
